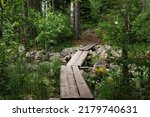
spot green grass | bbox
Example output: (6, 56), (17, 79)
(1, 57), (61, 100)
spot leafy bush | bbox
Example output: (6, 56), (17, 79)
(35, 12), (72, 50)
(132, 10), (150, 42)
(1, 57), (60, 100)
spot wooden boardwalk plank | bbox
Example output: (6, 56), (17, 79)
(66, 65), (73, 75)
(75, 51), (89, 66)
(72, 66), (94, 99)
(80, 43), (97, 51)
(67, 74), (80, 98)
(60, 66), (70, 99)
(67, 51), (83, 66)
(60, 44), (95, 99)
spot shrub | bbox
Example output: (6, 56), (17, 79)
(35, 12), (72, 50)
(132, 10), (150, 43)
(2, 57), (61, 100)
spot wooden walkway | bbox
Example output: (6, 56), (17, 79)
(60, 43), (97, 100)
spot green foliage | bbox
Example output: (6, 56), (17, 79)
(132, 9), (150, 42)
(2, 58), (61, 99)
(35, 12), (72, 50)
(80, 0), (91, 23)
(84, 0), (150, 100)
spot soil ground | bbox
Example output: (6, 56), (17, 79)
(73, 29), (105, 46)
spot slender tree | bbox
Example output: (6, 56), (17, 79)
(70, 2), (75, 29)
(0, 0), (4, 38)
(74, 0), (80, 39)
(27, 0), (42, 12)
(142, 0), (147, 11)
(51, 0), (55, 11)
(23, 0), (28, 18)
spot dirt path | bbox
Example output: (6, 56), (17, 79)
(74, 29), (105, 46)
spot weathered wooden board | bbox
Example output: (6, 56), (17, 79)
(60, 66), (70, 99)
(75, 51), (89, 66)
(60, 44), (95, 99)
(66, 65), (74, 75)
(67, 74), (80, 98)
(80, 43), (97, 51)
(67, 51), (83, 66)
(72, 66), (94, 99)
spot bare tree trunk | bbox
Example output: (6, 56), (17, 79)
(75, 0), (80, 40)
(27, 0), (42, 12)
(0, 1), (3, 38)
(142, 0), (147, 11)
(23, 0), (28, 18)
(122, 12), (130, 80)
(22, 0), (29, 44)
(51, 0), (55, 12)
(70, 2), (75, 29)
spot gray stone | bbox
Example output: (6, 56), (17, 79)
(26, 51), (36, 60)
(96, 46), (105, 54)
(64, 54), (71, 62)
(111, 50), (122, 58)
(61, 47), (80, 57)
(49, 53), (61, 61)
(93, 59), (109, 69)
(35, 50), (45, 60)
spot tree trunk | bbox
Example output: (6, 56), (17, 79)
(122, 12), (130, 80)
(51, 0), (55, 12)
(42, 0), (47, 17)
(23, 0), (28, 18)
(142, 0), (147, 11)
(75, 0), (80, 40)
(27, 0), (42, 12)
(70, 2), (75, 29)
(0, 1), (3, 38)
(22, 0), (28, 44)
